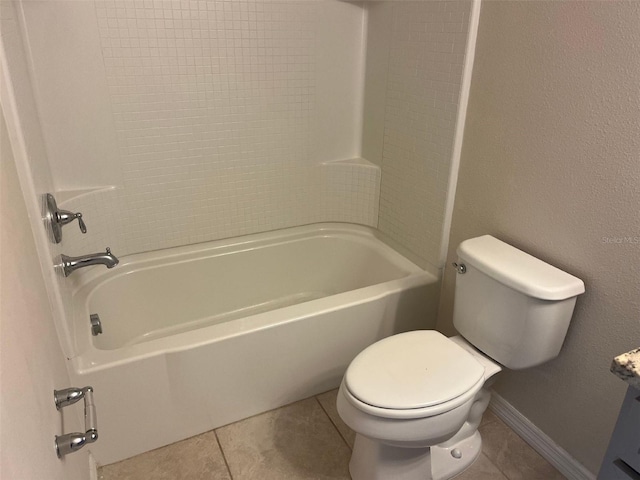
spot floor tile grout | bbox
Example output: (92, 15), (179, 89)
(478, 418), (515, 480)
(213, 393), (321, 432)
(214, 429), (234, 480)
(482, 451), (512, 480)
(314, 395), (353, 451)
(99, 389), (562, 480)
(481, 418), (498, 427)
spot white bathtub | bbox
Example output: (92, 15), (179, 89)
(67, 223), (439, 465)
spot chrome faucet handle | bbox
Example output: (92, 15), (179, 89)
(57, 210), (87, 234)
(44, 193), (87, 243)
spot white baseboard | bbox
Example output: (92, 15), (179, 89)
(489, 392), (596, 480)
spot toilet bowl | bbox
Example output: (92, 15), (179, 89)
(337, 331), (502, 480)
(337, 235), (585, 480)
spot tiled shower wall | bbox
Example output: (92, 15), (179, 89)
(7, 0), (473, 358)
(362, 1), (472, 269)
(19, 0), (378, 257)
(17, 0), (471, 265)
(60, 159), (380, 257)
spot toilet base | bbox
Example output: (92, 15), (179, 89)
(431, 430), (482, 479)
(348, 431), (482, 480)
(349, 434), (432, 480)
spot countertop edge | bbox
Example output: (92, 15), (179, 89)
(611, 347), (640, 389)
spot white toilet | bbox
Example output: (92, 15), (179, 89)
(337, 235), (585, 480)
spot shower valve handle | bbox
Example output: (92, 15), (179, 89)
(45, 193), (87, 243)
(57, 210), (87, 234)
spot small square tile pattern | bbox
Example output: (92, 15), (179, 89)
(54, 0), (472, 272)
(98, 389), (566, 480)
(377, 1), (472, 268)
(58, 0), (379, 261)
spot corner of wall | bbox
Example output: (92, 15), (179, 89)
(0, 3), (76, 359)
(438, 0), (482, 268)
(363, 0), (478, 270)
(1, 87), (88, 480)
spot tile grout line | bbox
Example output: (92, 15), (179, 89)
(479, 452), (510, 480)
(481, 418), (499, 428)
(214, 429), (235, 480)
(478, 421), (537, 480)
(214, 394), (320, 432)
(477, 423), (515, 480)
(490, 458), (513, 480)
(314, 396), (352, 451)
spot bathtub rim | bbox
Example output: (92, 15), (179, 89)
(69, 223), (434, 293)
(69, 223), (438, 374)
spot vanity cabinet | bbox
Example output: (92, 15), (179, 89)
(599, 386), (640, 479)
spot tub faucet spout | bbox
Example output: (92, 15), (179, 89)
(60, 248), (119, 277)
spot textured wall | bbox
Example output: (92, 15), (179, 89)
(362, 1), (472, 269)
(437, 1), (640, 474)
(19, 0), (378, 257)
(0, 111), (88, 480)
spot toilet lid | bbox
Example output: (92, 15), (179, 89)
(345, 331), (485, 410)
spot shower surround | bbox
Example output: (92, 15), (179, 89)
(2, 0), (475, 466)
(22, 0), (377, 258)
(18, 0), (471, 262)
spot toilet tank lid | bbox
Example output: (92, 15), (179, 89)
(457, 235), (585, 301)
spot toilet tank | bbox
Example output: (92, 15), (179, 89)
(452, 235), (585, 369)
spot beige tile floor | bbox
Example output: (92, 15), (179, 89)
(99, 389), (566, 480)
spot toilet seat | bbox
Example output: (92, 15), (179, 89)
(344, 330), (486, 420)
